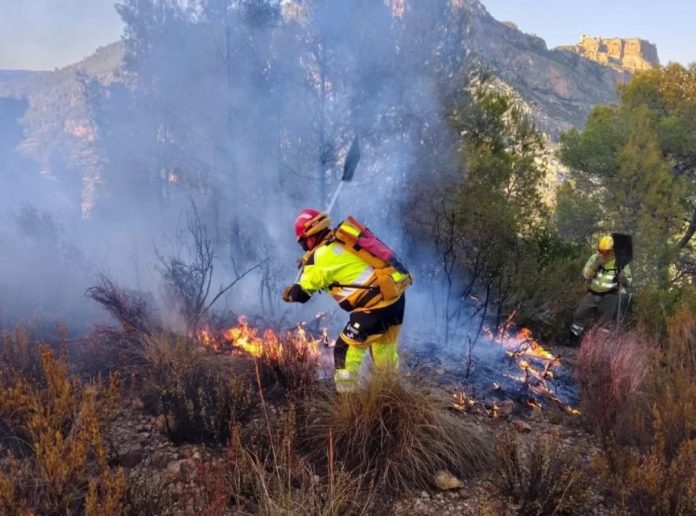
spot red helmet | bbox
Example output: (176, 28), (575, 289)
(294, 209), (331, 250)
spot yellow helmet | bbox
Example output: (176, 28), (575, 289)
(598, 235), (614, 253)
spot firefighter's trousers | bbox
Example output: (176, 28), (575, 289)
(570, 290), (618, 338)
(333, 295), (405, 393)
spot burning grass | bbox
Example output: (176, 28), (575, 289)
(302, 374), (493, 494)
(492, 429), (593, 515)
(448, 318), (581, 415)
(202, 317), (322, 398)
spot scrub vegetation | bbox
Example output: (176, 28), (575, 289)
(2, 0), (696, 513)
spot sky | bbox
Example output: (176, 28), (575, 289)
(0, 0), (124, 70)
(482, 0), (696, 66)
(0, 0), (693, 70)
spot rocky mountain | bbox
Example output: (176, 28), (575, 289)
(0, 42), (125, 215)
(557, 35), (659, 76)
(0, 0), (637, 207)
(459, 2), (623, 137)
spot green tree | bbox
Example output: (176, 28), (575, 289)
(412, 79), (581, 344)
(559, 64), (696, 287)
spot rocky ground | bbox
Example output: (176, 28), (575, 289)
(100, 341), (611, 515)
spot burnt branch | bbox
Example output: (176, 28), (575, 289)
(157, 201), (268, 332)
(86, 275), (156, 335)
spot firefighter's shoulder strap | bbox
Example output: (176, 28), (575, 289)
(332, 216), (413, 301)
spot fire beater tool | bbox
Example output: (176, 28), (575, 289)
(293, 136), (361, 283)
(326, 135), (361, 215)
(612, 232), (633, 323)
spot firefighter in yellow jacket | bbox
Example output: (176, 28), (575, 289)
(282, 209), (411, 392)
(570, 235), (632, 341)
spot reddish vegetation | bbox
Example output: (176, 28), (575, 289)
(576, 327), (649, 436)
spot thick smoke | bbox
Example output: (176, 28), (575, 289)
(0, 0), (483, 342)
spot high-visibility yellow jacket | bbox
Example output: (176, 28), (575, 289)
(298, 239), (407, 312)
(582, 253), (633, 293)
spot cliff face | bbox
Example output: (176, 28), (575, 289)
(557, 35), (660, 75)
(1, 3), (626, 161)
(457, 2), (621, 137)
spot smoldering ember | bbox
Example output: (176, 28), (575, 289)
(1, 1), (696, 514)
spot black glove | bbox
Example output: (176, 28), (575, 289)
(282, 284), (312, 304)
(282, 286), (293, 302)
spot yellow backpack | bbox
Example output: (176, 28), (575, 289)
(332, 217), (413, 302)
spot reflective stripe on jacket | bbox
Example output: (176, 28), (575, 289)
(298, 240), (400, 311)
(582, 253), (633, 293)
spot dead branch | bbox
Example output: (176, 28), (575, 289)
(86, 274), (156, 336)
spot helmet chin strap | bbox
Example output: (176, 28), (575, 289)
(300, 229), (330, 252)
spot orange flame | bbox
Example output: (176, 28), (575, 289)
(197, 316), (324, 360)
(483, 313), (578, 414)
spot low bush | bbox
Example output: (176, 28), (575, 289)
(597, 413), (696, 515)
(0, 339), (125, 515)
(492, 429), (592, 515)
(254, 327), (320, 397)
(140, 331), (254, 445)
(1, 326), (46, 383)
(576, 327), (651, 439)
(592, 298), (696, 514)
(302, 374), (492, 494)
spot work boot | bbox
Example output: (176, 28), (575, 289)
(334, 369), (359, 393)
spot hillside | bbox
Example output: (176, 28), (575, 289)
(0, 4), (624, 161)
(0, 1), (633, 214)
(462, 2), (622, 136)
(0, 42), (126, 215)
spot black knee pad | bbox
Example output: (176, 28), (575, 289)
(334, 336), (350, 369)
(341, 319), (369, 344)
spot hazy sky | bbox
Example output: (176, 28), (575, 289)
(482, 0), (695, 66)
(0, 0), (693, 70)
(0, 0), (124, 70)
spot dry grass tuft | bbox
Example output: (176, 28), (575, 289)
(225, 414), (377, 516)
(493, 429), (592, 515)
(120, 408), (377, 515)
(302, 374), (492, 494)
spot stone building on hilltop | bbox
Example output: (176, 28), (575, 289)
(557, 35), (659, 75)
